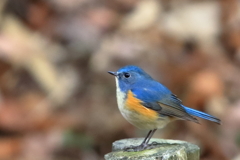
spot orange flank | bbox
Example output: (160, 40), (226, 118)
(125, 91), (158, 120)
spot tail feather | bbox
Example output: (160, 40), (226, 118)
(183, 106), (221, 125)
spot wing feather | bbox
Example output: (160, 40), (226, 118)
(157, 102), (199, 123)
(131, 85), (199, 123)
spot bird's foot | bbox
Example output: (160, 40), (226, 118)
(124, 143), (148, 152)
(124, 142), (160, 152)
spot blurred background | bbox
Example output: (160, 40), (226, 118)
(0, 0), (239, 159)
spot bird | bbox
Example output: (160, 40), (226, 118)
(108, 65), (221, 151)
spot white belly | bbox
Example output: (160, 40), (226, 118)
(115, 78), (171, 129)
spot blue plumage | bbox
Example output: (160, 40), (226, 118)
(117, 66), (220, 124)
(108, 65), (221, 151)
(183, 106), (221, 124)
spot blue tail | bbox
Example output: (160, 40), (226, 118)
(183, 106), (221, 124)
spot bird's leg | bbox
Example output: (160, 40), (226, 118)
(124, 129), (157, 152)
(145, 129), (157, 145)
(138, 129), (154, 149)
(140, 130), (153, 145)
(136, 129), (157, 150)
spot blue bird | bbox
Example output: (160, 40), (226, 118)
(108, 65), (221, 151)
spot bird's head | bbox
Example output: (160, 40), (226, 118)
(108, 65), (153, 92)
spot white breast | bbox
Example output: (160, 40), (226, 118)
(115, 78), (136, 123)
(115, 78), (126, 114)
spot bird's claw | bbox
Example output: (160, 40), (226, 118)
(124, 143), (147, 152)
(123, 142), (160, 152)
(123, 141), (161, 152)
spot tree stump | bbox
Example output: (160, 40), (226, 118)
(104, 138), (200, 160)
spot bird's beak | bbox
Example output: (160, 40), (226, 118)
(108, 71), (117, 76)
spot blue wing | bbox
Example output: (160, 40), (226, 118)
(131, 80), (221, 124)
(131, 80), (198, 123)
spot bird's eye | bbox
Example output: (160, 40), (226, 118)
(124, 73), (130, 78)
